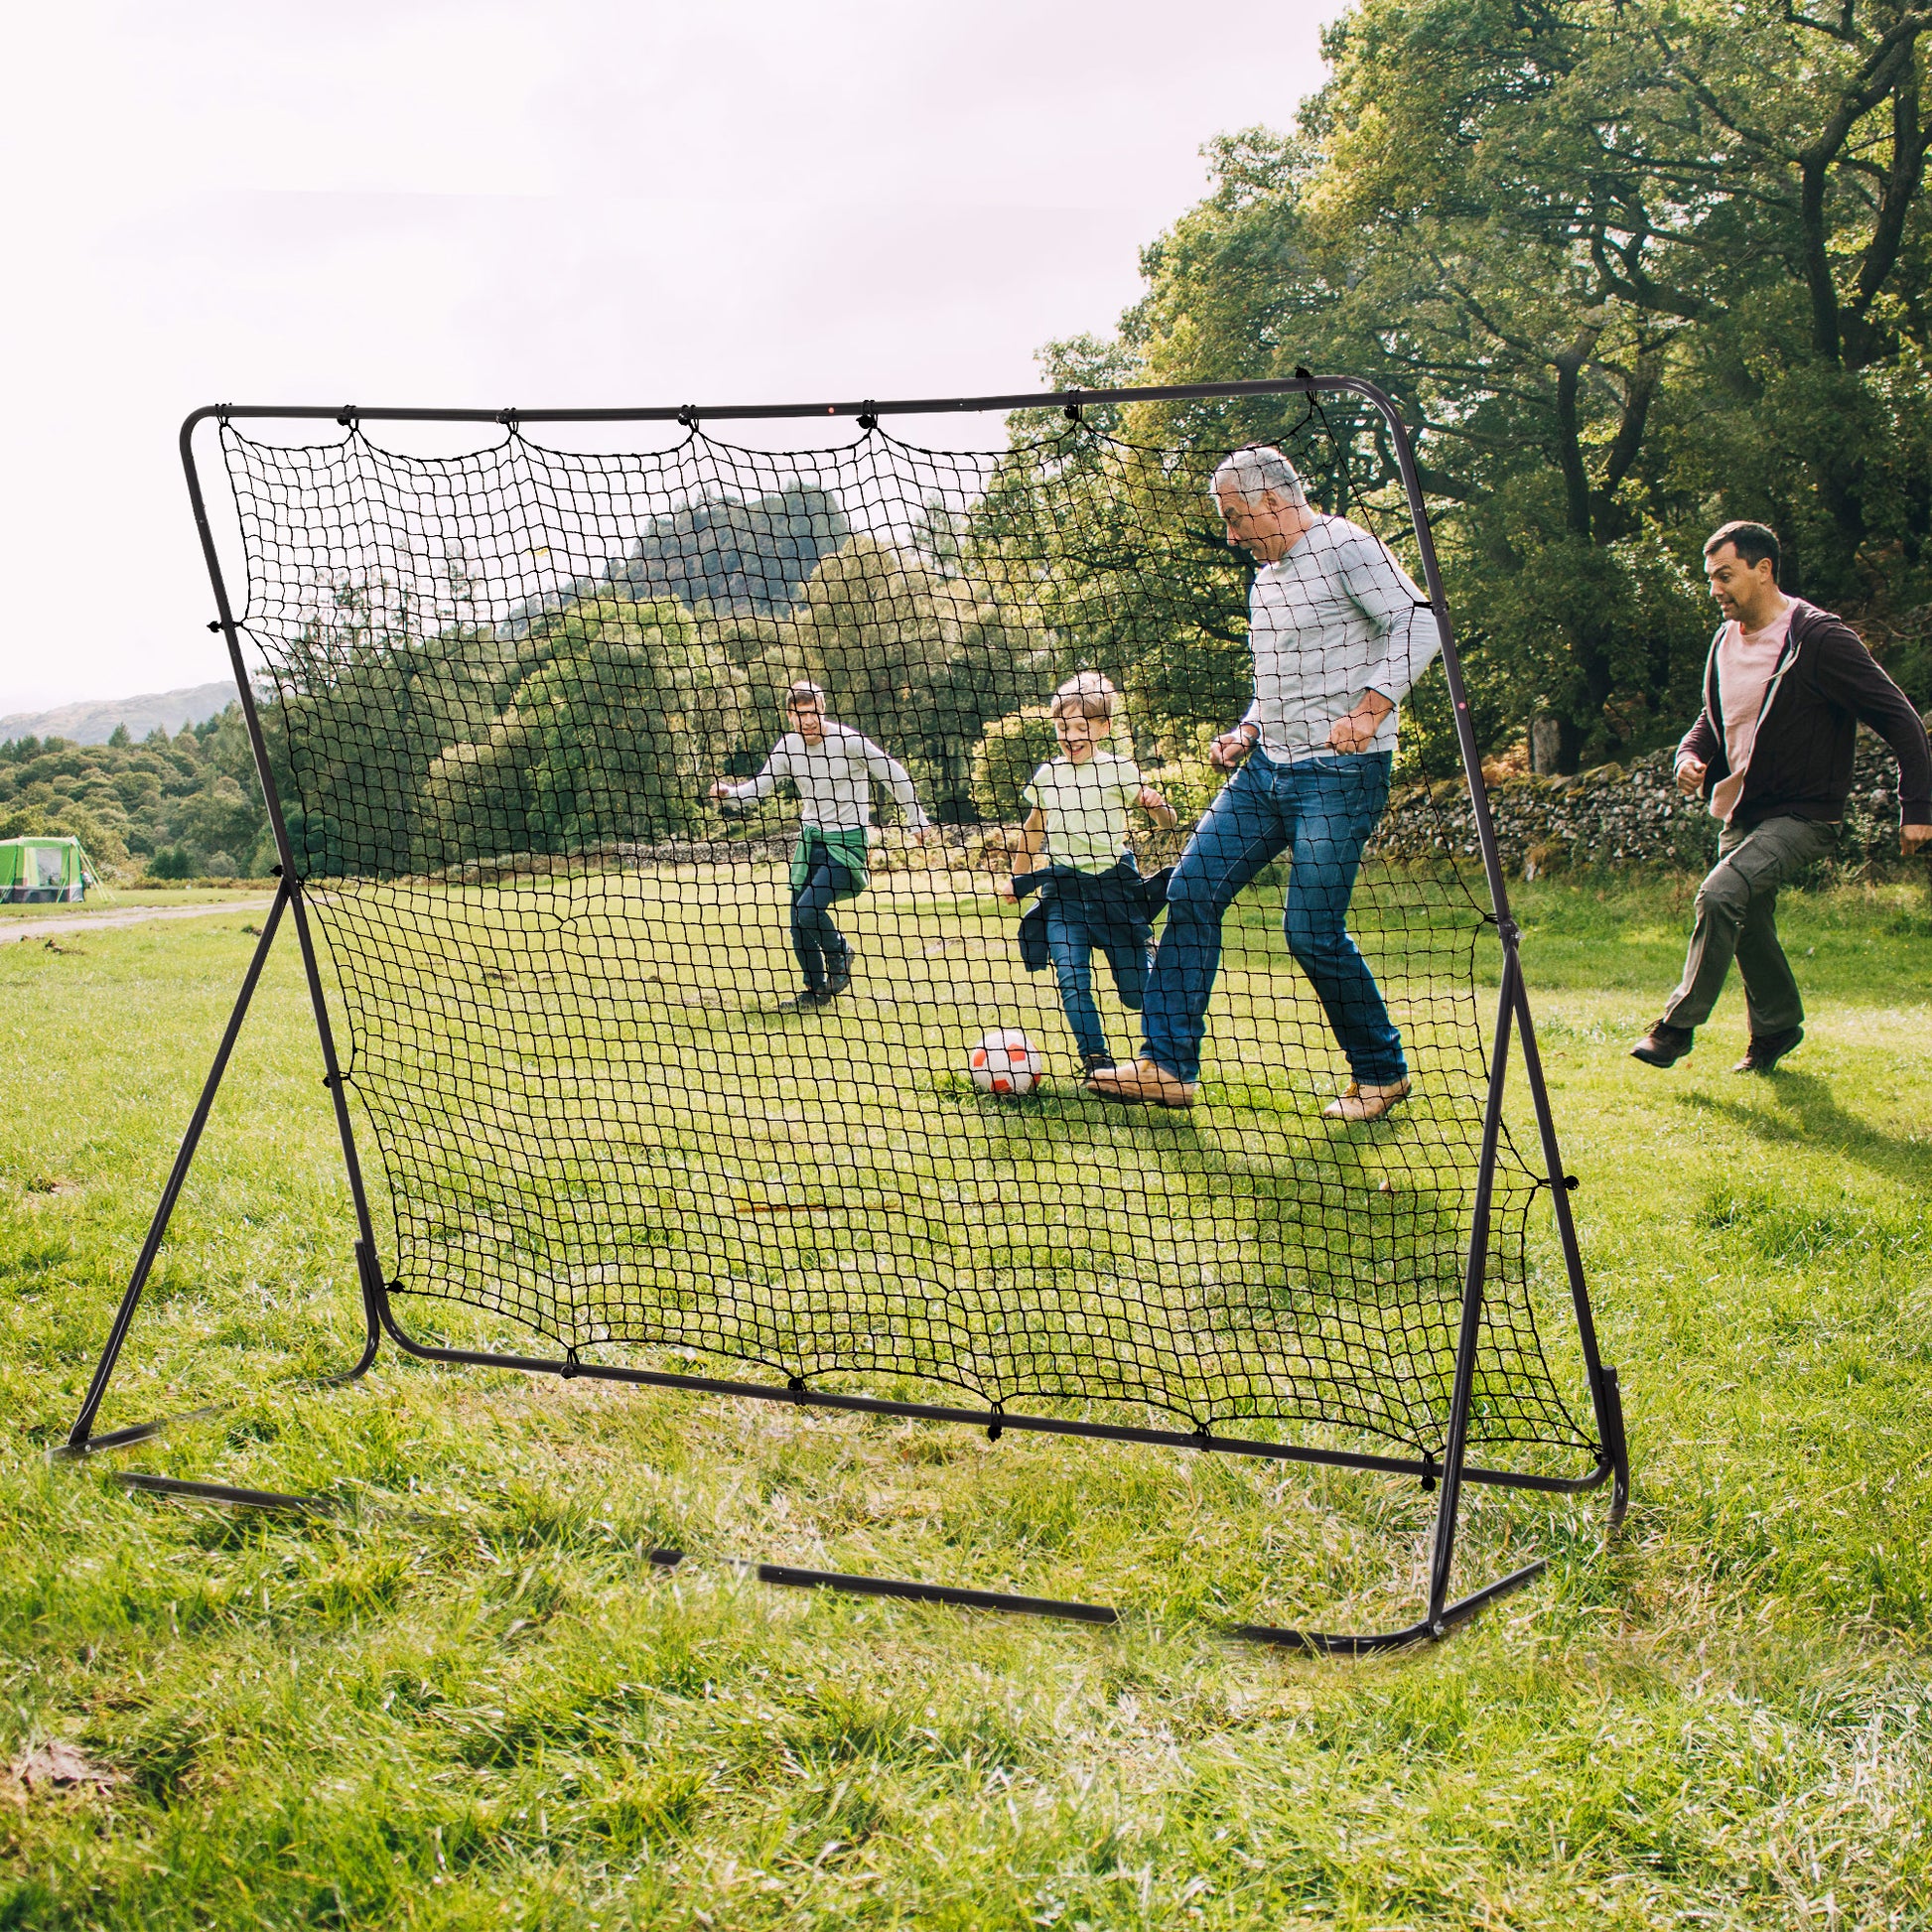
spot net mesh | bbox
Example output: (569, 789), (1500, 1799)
(219, 393), (1594, 1460)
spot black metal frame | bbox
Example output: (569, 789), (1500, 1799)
(61, 376), (1627, 1653)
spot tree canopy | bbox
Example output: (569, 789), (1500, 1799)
(1052, 0), (1932, 767)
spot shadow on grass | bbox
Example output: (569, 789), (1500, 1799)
(1677, 1070), (1931, 1196)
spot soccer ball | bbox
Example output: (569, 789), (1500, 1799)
(969, 1029), (1041, 1096)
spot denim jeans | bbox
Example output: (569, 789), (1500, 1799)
(1141, 747), (1405, 1084)
(790, 854), (853, 993)
(1046, 896), (1149, 1066)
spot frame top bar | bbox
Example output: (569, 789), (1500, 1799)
(186, 375), (1377, 432)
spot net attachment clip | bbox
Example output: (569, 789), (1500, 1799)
(337, 405), (358, 429)
(786, 1374), (807, 1402)
(987, 1401), (1005, 1443)
(1062, 389), (1082, 425)
(207, 620), (223, 633)
(561, 1346), (581, 1380)
(1419, 1450), (1440, 1493)
(676, 405), (699, 429)
(497, 406), (521, 432)
(856, 402), (879, 431)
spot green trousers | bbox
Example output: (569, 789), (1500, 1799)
(1661, 814), (1838, 1035)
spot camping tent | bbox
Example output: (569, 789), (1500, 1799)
(0, 836), (94, 903)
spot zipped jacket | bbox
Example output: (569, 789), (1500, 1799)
(1676, 600), (1930, 830)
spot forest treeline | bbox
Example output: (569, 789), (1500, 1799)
(1050, 0), (1932, 769)
(15, 0), (1932, 876)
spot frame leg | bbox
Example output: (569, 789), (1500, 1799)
(59, 879), (384, 1491)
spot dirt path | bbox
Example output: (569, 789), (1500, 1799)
(0, 897), (275, 944)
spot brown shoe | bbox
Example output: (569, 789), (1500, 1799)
(1086, 1058), (1199, 1108)
(1630, 1022), (1693, 1067)
(1732, 1025), (1802, 1074)
(1322, 1078), (1412, 1122)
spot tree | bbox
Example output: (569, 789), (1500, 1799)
(1069, 0), (1932, 767)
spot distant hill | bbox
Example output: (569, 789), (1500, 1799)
(0, 682), (241, 747)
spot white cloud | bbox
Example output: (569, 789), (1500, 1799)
(0, 0), (1334, 710)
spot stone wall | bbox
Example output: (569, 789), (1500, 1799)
(1369, 725), (1925, 877)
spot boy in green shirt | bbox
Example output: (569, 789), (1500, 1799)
(1002, 674), (1176, 1074)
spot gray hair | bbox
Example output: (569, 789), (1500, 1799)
(1209, 444), (1308, 508)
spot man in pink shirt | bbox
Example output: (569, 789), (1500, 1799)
(1632, 520), (1931, 1073)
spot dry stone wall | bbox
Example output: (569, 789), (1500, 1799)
(1369, 724), (1925, 877)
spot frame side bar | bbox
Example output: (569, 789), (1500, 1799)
(65, 881), (291, 1449)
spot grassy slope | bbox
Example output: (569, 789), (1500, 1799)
(1, 875), (1928, 1929)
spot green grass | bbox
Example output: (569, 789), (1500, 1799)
(2, 872), (1929, 1927)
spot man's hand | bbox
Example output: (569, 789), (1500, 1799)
(707, 779), (734, 804)
(913, 825), (940, 847)
(1326, 691), (1395, 755)
(1904, 822), (1931, 857)
(997, 877), (1019, 903)
(1676, 757), (1707, 798)
(1209, 727), (1256, 770)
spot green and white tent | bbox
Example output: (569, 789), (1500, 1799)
(0, 836), (94, 903)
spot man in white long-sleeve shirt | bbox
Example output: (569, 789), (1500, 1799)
(710, 681), (932, 1008)
(1091, 445), (1440, 1114)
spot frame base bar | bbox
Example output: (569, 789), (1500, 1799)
(753, 1562), (1119, 1625)
(109, 1470), (339, 1514)
(377, 1303), (1613, 1498)
(1231, 1557), (1549, 1655)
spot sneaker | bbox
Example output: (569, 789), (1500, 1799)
(1086, 1058), (1199, 1108)
(1322, 1078), (1412, 1122)
(1630, 1022), (1694, 1067)
(1732, 1026), (1802, 1074)
(824, 951), (853, 998)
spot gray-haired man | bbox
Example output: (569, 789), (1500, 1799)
(1091, 445), (1439, 1114)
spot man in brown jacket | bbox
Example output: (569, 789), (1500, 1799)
(1632, 520), (1931, 1074)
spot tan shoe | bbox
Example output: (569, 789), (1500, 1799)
(1322, 1078), (1411, 1122)
(1086, 1058), (1199, 1109)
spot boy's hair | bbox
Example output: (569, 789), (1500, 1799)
(1704, 520), (1781, 583)
(1209, 444), (1308, 507)
(1049, 671), (1118, 722)
(784, 680), (827, 708)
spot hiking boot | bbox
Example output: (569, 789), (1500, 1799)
(1322, 1078), (1412, 1122)
(1733, 1026), (1802, 1074)
(1086, 1058), (1199, 1108)
(1630, 1022), (1694, 1067)
(823, 951), (853, 998)
(778, 988), (831, 1013)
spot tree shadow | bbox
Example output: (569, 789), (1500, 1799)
(1676, 1070), (1931, 1198)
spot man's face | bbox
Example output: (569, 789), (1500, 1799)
(1704, 543), (1777, 622)
(786, 699), (825, 742)
(1216, 484), (1303, 562)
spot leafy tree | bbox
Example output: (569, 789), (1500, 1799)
(1058, 0), (1932, 767)
(422, 598), (750, 861)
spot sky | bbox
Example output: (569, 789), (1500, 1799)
(0, 0), (1338, 714)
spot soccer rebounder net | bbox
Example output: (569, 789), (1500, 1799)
(67, 378), (1626, 1651)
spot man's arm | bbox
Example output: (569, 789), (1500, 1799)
(709, 746), (787, 808)
(1808, 624), (1932, 848)
(859, 737), (933, 831)
(1339, 528), (1441, 707)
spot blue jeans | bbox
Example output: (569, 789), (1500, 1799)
(1141, 748), (1405, 1085)
(790, 856), (853, 993)
(1046, 897), (1148, 1066)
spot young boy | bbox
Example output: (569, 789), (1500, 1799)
(1001, 673), (1176, 1075)
(711, 681), (933, 1009)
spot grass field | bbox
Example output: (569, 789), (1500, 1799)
(2, 868), (1929, 1928)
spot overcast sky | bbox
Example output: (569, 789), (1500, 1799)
(0, 0), (1337, 714)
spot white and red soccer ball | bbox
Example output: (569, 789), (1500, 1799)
(969, 1029), (1041, 1096)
